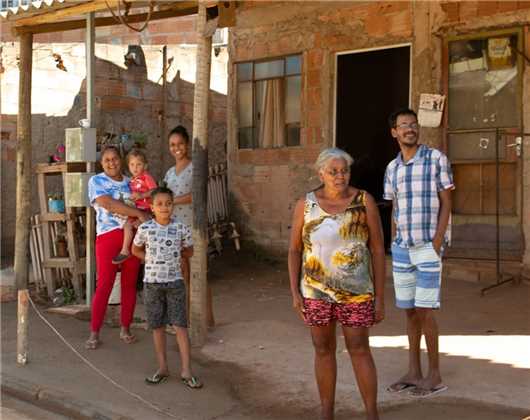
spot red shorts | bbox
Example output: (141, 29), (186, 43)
(302, 298), (375, 328)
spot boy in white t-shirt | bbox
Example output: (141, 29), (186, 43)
(132, 187), (202, 388)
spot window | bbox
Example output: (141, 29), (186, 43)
(237, 54), (302, 149)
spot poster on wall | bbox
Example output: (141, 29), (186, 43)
(418, 93), (445, 128)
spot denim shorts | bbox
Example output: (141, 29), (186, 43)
(144, 281), (187, 329)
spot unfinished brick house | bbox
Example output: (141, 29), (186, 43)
(227, 1), (530, 281)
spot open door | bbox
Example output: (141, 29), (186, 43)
(335, 45), (410, 250)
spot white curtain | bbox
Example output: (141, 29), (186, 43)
(258, 79), (286, 148)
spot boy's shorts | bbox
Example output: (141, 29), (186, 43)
(302, 298), (375, 328)
(144, 281), (187, 329)
(391, 242), (442, 309)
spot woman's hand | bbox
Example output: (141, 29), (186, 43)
(292, 292), (305, 321)
(130, 192), (142, 201)
(137, 211), (151, 223)
(374, 298), (385, 324)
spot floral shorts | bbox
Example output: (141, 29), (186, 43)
(302, 298), (375, 328)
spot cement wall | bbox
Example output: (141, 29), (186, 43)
(0, 15), (228, 264)
(228, 1), (530, 271)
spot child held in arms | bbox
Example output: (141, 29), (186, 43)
(113, 149), (157, 264)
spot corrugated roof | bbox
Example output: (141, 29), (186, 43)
(0, 0), (91, 21)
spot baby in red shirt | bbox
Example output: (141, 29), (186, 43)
(113, 149), (157, 264)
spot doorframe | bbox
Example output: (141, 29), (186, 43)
(332, 43), (413, 147)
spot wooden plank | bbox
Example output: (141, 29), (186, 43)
(35, 162), (87, 174)
(43, 257), (86, 270)
(13, 0), (111, 27)
(29, 219), (42, 293)
(39, 213), (70, 222)
(14, 4), (199, 35)
(17, 290), (29, 365)
(14, 32), (33, 292)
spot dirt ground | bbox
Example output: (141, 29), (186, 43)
(2, 248), (529, 419)
(203, 248), (530, 419)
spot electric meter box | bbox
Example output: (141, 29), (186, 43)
(64, 172), (94, 207)
(65, 128), (96, 162)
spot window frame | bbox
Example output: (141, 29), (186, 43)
(236, 53), (302, 150)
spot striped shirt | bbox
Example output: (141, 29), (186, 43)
(383, 144), (454, 248)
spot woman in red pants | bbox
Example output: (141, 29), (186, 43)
(85, 146), (150, 349)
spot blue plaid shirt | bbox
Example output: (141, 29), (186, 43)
(384, 144), (454, 248)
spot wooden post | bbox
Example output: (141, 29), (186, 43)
(14, 32), (33, 292)
(85, 12), (96, 305)
(17, 289), (29, 365)
(190, 2), (212, 346)
(160, 45), (168, 176)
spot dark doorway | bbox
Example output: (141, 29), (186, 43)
(335, 46), (410, 249)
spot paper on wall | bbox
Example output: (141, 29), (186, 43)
(418, 93), (445, 128)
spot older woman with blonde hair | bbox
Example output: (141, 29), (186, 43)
(288, 147), (385, 420)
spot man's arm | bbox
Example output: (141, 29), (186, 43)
(432, 189), (452, 255)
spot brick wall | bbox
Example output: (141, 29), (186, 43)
(228, 1), (530, 264)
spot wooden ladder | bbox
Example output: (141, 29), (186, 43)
(36, 162), (87, 301)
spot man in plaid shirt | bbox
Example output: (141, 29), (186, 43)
(384, 108), (454, 398)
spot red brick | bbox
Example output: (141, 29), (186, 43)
(477, 1), (499, 17)
(388, 10), (412, 37)
(238, 150), (254, 165)
(306, 88), (321, 110)
(307, 69), (320, 87)
(307, 109), (321, 129)
(307, 49), (323, 70)
(458, 2), (479, 21)
(497, 1), (519, 13)
(364, 15), (390, 37)
(517, 1), (530, 10)
(441, 2), (460, 22)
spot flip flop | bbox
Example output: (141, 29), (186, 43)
(145, 372), (169, 385)
(84, 338), (101, 350)
(112, 254), (130, 265)
(386, 382), (417, 393)
(181, 376), (203, 389)
(119, 333), (137, 344)
(409, 384), (448, 398)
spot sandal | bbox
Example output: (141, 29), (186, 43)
(119, 333), (137, 344)
(112, 254), (130, 265)
(181, 376), (203, 389)
(85, 338), (100, 350)
(386, 382), (417, 393)
(145, 372), (169, 385)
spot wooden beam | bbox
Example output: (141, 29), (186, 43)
(14, 5), (199, 35)
(14, 32), (33, 291)
(14, 0), (113, 27)
(190, 2), (211, 347)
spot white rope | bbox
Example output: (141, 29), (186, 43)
(26, 293), (181, 419)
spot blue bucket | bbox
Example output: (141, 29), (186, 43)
(48, 199), (65, 213)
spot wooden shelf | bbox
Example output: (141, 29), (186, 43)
(36, 162), (88, 174)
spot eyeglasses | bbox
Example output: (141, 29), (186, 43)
(324, 168), (350, 177)
(396, 122), (419, 130)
